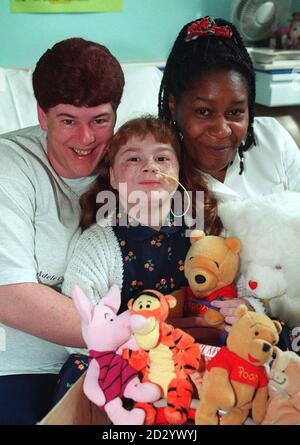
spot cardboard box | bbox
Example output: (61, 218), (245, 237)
(39, 373), (110, 425)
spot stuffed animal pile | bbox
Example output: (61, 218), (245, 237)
(73, 283), (300, 425)
(219, 191), (300, 328)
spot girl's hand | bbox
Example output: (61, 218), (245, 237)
(210, 298), (251, 332)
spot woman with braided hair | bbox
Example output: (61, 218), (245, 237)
(159, 16), (300, 330)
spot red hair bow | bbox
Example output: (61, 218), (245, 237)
(185, 16), (232, 42)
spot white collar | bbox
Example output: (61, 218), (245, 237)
(201, 172), (241, 202)
(195, 152), (241, 201)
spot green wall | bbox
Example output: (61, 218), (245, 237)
(1, 0), (201, 67)
(1, 0), (299, 68)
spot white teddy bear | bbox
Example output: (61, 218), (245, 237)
(218, 192), (300, 328)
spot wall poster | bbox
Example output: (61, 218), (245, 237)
(11, 0), (123, 13)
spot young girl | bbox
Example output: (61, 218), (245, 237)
(62, 115), (191, 311)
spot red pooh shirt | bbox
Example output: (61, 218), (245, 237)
(206, 347), (268, 388)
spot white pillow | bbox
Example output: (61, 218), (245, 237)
(117, 64), (162, 129)
(0, 64), (163, 135)
(0, 67), (38, 134)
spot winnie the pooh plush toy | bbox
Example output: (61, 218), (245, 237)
(195, 305), (282, 425)
(174, 230), (241, 340)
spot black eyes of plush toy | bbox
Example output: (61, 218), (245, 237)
(255, 331), (259, 336)
(214, 262), (219, 268)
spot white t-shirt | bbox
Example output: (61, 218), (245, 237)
(0, 125), (97, 375)
(203, 117), (300, 202)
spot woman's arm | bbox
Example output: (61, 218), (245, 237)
(0, 282), (84, 347)
(62, 225), (123, 305)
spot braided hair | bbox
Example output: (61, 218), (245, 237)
(159, 17), (256, 157)
(158, 17), (256, 234)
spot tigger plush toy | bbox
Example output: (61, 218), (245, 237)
(124, 290), (202, 425)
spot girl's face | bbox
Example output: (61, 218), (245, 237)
(169, 69), (249, 182)
(110, 133), (179, 202)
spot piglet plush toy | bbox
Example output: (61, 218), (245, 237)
(72, 285), (161, 425)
